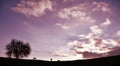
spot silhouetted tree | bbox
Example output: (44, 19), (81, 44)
(5, 39), (31, 59)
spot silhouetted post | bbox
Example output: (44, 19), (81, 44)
(50, 58), (52, 61)
(58, 60), (60, 62)
(33, 57), (36, 60)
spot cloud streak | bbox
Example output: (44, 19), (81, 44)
(56, 23), (69, 30)
(12, 0), (53, 17)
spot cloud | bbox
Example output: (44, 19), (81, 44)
(53, 46), (76, 57)
(102, 39), (119, 47)
(12, 0), (53, 17)
(74, 38), (111, 54)
(54, 18), (119, 59)
(56, 3), (97, 30)
(101, 18), (111, 27)
(90, 25), (102, 35)
(57, 6), (96, 23)
(107, 47), (120, 56)
(81, 52), (103, 58)
(57, 1), (111, 20)
(78, 33), (94, 39)
(62, 0), (74, 3)
(92, 2), (111, 13)
(53, 45), (84, 60)
(56, 23), (69, 30)
(56, 1), (111, 30)
(53, 19), (119, 59)
(58, 30), (120, 59)
(61, 54), (84, 60)
(116, 31), (120, 37)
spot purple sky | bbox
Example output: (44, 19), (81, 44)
(0, 0), (120, 61)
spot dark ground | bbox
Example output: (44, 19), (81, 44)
(0, 55), (120, 66)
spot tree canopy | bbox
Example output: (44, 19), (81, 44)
(5, 39), (31, 59)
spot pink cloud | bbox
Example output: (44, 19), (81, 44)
(107, 47), (120, 56)
(75, 38), (110, 54)
(116, 31), (120, 37)
(57, 1), (111, 21)
(55, 26), (120, 59)
(102, 39), (118, 47)
(80, 52), (103, 58)
(56, 1), (111, 30)
(53, 46), (76, 57)
(56, 23), (69, 30)
(78, 33), (94, 39)
(92, 2), (111, 13)
(66, 37), (120, 58)
(12, 0), (53, 17)
(57, 6), (96, 23)
(52, 0), (118, 59)
(90, 25), (102, 36)
(62, 0), (74, 3)
(101, 18), (111, 27)
(52, 45), (85, 60)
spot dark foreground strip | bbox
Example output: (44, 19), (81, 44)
(0, 55), (120, 66)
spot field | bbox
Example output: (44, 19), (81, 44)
(0, 55), (120, 66)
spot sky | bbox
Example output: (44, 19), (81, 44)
(0, 0), (120, 61)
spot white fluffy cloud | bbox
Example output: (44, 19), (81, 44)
(102, 39), (118, 47)
(57, 1), (111, 20)
(54, 23), (120, 58)
(64, 37), (120, 58)
(90, 25), (102, 35)
(12, 0), (53, 17)
(73, 38), (111, 53)
(56, 1), (111, 30)
(57, 6), (96, 23)
(52, 1), (120, 59)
